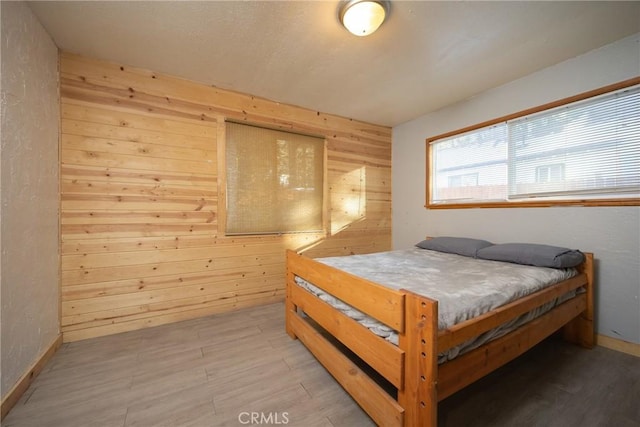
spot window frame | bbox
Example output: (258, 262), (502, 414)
(425, 77), (640, 209)
(218, 119), (328, 236)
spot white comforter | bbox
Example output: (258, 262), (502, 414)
(295, 247), (578, 362)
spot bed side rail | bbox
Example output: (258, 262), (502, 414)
(437, 252), (595, 400)
(437, 272), (589, 353)
(437, 292), (588, 400)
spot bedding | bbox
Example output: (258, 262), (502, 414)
(295, 247), (579, 362)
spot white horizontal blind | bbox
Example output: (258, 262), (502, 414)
(226, 123), (324, 234)
(430, 83), (640, 205)
(431, 125), (508, 203)
(508, 85), (640, 199)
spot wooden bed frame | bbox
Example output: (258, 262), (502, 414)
(285, 249), (594, 426)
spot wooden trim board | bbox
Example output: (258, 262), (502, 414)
(597, 334), (640, 358)
(1, 334), (63, 420)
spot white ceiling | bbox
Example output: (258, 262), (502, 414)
(29, 1), (640, 127)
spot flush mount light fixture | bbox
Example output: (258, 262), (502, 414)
(339, 0), (390, 37)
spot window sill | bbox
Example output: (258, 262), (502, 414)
(426, 198), (640, 209)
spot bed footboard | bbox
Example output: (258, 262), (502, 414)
(285, 250), (407, 426)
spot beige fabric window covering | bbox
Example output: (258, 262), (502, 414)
(226, 122), (324, 235)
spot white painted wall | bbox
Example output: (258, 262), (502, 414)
(393, 34), (640, 344)
(1, 2), (60, 397)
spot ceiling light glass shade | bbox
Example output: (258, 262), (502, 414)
(340, 0), (389, 37)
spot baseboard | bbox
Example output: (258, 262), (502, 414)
(597, 334), (640, 358)
(0, 334), (63, 420)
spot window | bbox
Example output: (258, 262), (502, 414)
(225, 122), (325, 235)
(427, 79), (640, 208)
(448, 173), (479, 188)
(535, 164), (564, 184)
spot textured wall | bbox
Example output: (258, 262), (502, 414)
(393, 33), (640, 344)
(1, 2), (60, 397)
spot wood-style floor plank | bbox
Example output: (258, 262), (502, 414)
(3, 302), (638, 427)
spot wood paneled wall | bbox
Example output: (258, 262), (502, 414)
(60, 52), (392, 341)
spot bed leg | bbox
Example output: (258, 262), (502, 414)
(285, 251), (298, 340)
(562, 316), (593, 348)
(563, 252), (594, 348)
(285, 299), (298, 340)
(398, 291), (438, 427)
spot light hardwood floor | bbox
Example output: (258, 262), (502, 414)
(4, 302), (639, 427)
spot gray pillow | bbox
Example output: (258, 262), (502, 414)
(416, 236), (494, 258)
(476, 243), (585, 268)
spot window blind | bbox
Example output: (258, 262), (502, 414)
(226, 123), (324, 235)
(508, 85), (640, 199)
(429, 82), (640, 205)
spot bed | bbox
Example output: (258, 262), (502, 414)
(285, 238), (594, 426)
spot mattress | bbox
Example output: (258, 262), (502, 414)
(294, 247), (579, 363)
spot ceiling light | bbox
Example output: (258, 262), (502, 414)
(339, 0), (389, 37)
